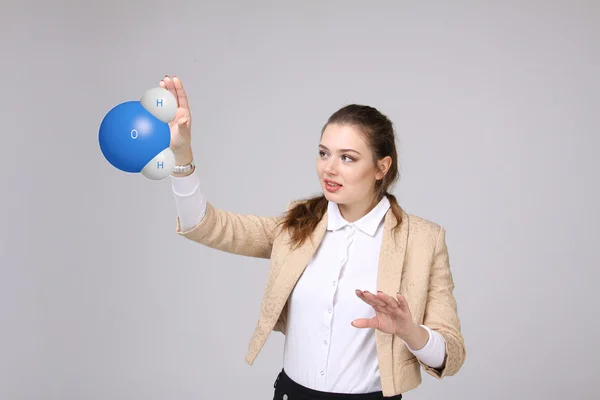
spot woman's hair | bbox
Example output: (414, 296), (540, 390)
(277, 104), (403, 249)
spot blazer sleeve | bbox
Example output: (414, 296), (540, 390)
(419, 226), (466, 378)
(175, 201), (285, 259)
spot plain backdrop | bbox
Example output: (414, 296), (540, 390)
(1, 1), (599, 399)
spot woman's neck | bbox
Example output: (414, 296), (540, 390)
(338, 196), (380, 223)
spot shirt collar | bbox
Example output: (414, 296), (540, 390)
(327, 196), (391, 236)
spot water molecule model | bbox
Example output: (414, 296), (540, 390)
(99, 87), (177, 180)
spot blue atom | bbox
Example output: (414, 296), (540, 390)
(99, 101), (171, 173)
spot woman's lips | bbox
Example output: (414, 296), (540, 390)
(324, 179), (342, 193)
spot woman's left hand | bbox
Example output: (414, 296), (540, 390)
(351, 290), (417, 340)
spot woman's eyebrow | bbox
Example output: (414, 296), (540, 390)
(319, 144), (361, 155)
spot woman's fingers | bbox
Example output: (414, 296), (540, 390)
(162, 76), (179, 107)
(378, 291), (400, 309)
(396, 293), (409, 311)
(356, 289), (405, 313)
(355, 290), (389, 309)
(351, 316), (378, 329)
(172, 76), (190, 111)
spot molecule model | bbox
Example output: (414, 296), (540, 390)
(99, 87), (178, 180)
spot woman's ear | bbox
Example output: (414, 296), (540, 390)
(376, 156), (392, 180)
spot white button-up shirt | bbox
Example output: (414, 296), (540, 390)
(171, 171), (446, 394)
(283, 196), (391, 393)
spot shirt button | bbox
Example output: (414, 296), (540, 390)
(320, 370), (325, 376)
(328, 308), (332, 314)
(332, 281), (336, 286)
(324, 340), (328, 345)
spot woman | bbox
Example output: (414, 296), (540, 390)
(163, 75), (466, 399)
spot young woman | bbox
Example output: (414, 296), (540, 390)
(163, 75), (466, 399)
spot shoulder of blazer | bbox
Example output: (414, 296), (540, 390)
(402, 211), (444, 247)
(405, 212), (442, 232)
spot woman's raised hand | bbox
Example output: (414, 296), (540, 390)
(160, 75), (193, 163)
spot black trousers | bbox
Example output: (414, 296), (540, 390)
(273, 369), (403, 400)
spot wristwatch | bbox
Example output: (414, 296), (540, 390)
(172, 160), (195, 174)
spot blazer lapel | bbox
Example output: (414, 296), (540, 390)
(246, 211), (329, 365)
(375, 207), (409, 389)
(376, 207), (409, 299)
(264, 210), (329, 330)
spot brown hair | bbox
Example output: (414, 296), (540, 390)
(277, 104), (403, 249)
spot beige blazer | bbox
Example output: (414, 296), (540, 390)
(175, 200), (466, 396)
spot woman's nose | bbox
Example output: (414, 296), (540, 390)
(325, 160), (338, 175)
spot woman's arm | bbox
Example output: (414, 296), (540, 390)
(419, 226), (466, 378)
(172, 169), (283, 259)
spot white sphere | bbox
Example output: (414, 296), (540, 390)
(141, 147), (175, 180)
(140, 87), (177, 123)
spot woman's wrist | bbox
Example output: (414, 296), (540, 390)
(173, 146), (193, 164)
(402, 323), (430, 350)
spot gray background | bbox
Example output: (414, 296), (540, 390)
(1, 0), (599, 399)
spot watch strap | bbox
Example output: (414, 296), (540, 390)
(172, 160), (195, 174)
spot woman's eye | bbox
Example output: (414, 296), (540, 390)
(342, 155), (353, 162)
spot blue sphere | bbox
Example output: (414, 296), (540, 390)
(99, 101), (171, 173)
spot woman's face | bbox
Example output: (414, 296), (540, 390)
(316, 123), (386, 210)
